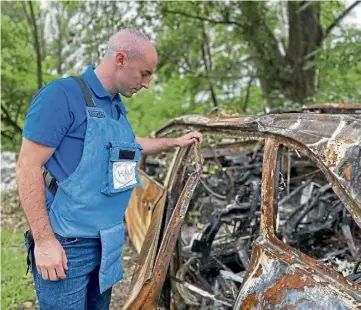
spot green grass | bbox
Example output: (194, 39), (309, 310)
(1, 229), (36, 309)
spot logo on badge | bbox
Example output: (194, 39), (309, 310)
(113, 162), (136, 189)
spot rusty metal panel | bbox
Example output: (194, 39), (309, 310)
(257, 114), (361, 227)
(123, 189), (167, 309)
(125, 171), (165, 253)
(123, 144), (203, 310)
(234, 239), (361, 310)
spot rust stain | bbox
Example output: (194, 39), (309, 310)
(266, 249), (295, 265)
(325, 144), (338, 168)
(344, 164), (352, 181)
(262, 270), (315, 305)
(247, 244), (262, 273)
(342, 138), (355, 144)
(281, 305), (297, 310)
(242, 293), (259, 310)
(254, 264), (263, 278)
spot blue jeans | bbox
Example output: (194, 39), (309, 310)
(25, 233), (112, 310)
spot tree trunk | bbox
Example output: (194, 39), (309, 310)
(23, 1), (43, 89)
(285, 2), (323, 103)
(201, 23), (218, 108)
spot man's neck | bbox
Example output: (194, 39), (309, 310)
(94, 65), (117, 97)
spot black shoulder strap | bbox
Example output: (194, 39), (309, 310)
(70, 76), (96, 107)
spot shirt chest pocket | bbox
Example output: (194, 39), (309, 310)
(102, 142), (143, 196)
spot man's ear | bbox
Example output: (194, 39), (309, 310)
(116, 51), (127, 68)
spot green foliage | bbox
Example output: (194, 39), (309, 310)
(1, 2), (60, 151)
(313, 28), (361, 103)
(1, 229), (36, 309)
(1, 6), (37, 151)
(1, 0), (361, 151)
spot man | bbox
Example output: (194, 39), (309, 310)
(16, 28), (202, 309)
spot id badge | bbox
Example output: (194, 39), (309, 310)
(113, 162), (137, 189)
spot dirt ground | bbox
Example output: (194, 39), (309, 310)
(1, 190), (139, 310)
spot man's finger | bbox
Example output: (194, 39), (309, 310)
(41, 268), (49, 280)
(48, 268), (58, 281)
(55, 265), (66, 280)
(192, 136), (200, 143)
(62, 250), (68, 270)
(190, 132), (202, 143)
(36, 265), (42, 274)
(196, 133), (203, 144)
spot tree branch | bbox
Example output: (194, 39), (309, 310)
(1, 105), (23, 134)
(197, 74), (248, 79)
(161, 8), (243, 28)
(29, 1), (43, 89)
(323, 1), (360, 39)
(22, 1), (43, 89)
(201, 23), (218, 108)
(1, 130), (16, 142)
(243, 77), (254, 113)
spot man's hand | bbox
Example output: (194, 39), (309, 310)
(136, 131), (203, 155)
(175, 131), (203, 148)
(34, 237), (68, 281)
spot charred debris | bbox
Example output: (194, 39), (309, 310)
(144, 139), (361, 309)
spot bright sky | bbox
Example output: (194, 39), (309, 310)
(341, 0), (361, 28)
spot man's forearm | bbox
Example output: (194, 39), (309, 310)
(16, 164), (54, 243)
(135, 137), (178, 155)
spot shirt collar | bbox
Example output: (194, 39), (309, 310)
(81, 65), (111, 99)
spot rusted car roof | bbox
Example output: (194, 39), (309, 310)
(156, 113), (361, 228)
(304, 103), (361, 114)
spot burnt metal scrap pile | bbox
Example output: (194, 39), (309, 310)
(146, 143), (361, 309)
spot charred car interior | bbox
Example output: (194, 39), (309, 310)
(123, 105), (361, 309)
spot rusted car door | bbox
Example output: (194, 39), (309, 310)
(123, 143), (203, 310)
(125, 170), (166, 253)
(234, 137), (361, 309)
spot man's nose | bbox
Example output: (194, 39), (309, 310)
(141, 80), (150, 89)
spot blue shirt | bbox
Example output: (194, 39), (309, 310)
(23, 66), (127, 184)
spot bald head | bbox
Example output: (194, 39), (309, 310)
(96, 28), (157, 97)
(105, 28), (153, 61)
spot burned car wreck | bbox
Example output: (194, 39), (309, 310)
(123, 105), (361, 309)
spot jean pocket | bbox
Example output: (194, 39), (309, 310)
(101, 142), (142, 196)
(55, 233), (80, 245)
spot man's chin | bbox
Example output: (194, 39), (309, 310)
(120, 91), (133, 98)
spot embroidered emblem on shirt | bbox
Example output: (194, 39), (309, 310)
(88, 110), (105, 118)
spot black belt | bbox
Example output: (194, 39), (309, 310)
(43, 169), (58, 196)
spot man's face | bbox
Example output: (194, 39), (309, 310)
(115, 44), (157, 98)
